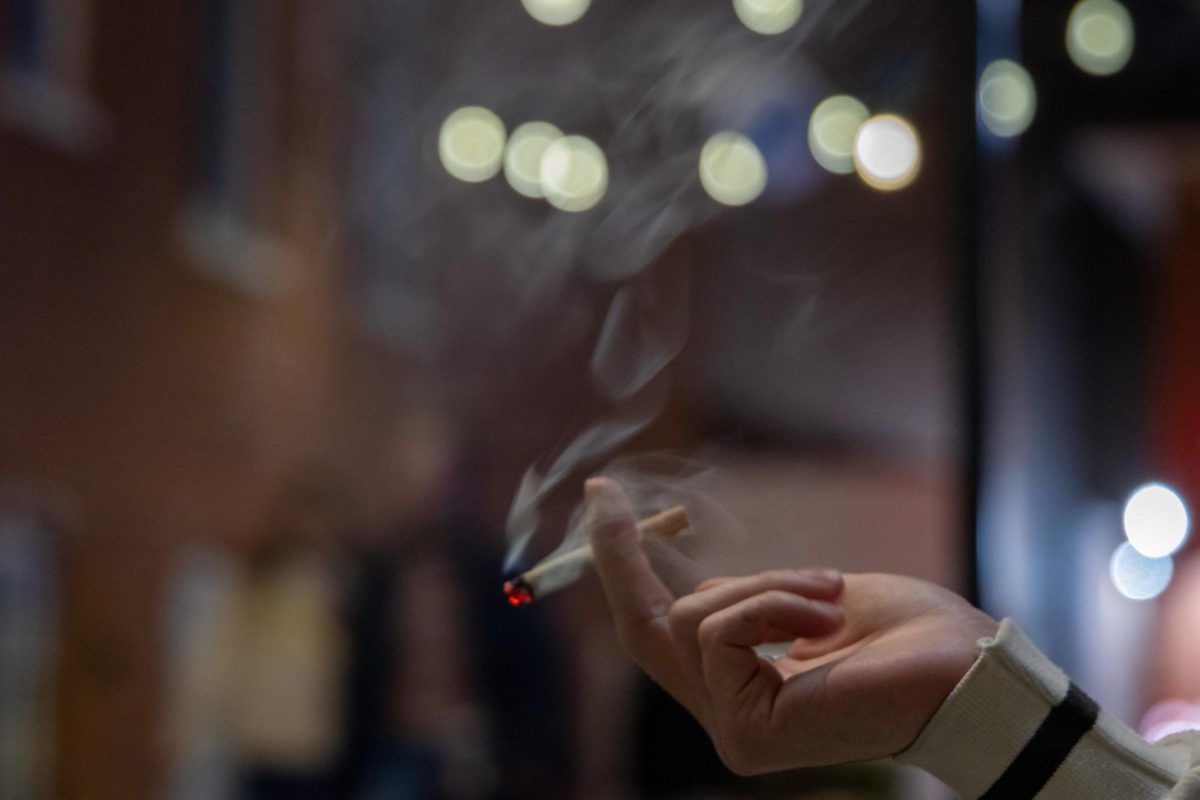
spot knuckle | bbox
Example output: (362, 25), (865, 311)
(737, 605), (761, 631)
(667, 597), (696, 636)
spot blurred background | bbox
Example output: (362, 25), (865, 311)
(1, 0), (1198, 798)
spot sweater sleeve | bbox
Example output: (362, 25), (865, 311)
(895, 618), (1200, 799)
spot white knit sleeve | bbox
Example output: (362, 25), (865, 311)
(895, 618), (1200, 799)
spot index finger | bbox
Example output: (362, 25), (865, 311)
(586, 477), (678, 671)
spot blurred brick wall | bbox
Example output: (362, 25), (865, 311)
(0, 3), (368, 798)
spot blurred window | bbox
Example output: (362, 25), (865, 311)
(0, 508), (59, 800)
(8, 0), (41, 70)
(3, 0), (89, 85)
(193, 0), (258, 222)
(0, 0), (103, 152)
(180, 0), (292, 297)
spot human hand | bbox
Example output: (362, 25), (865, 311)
(585, 476), (999, 776)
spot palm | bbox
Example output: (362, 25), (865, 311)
(769, 574), (994, 765)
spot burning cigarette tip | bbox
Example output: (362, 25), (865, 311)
(503, 578), (535, 607)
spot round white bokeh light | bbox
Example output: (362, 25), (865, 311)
(854, 114), (921, 191)
(1067, 0), (1134, 77)
(699, 131), (768, 207)
(438, 106), (506, 183)
(733, 0), (803, 36)
(522, 0), (591, 27)
(1110, 541), (1174, 601)
(808, 95), (870, 175)
(979, 60), (1037, 138)
(504, 121), (563, 198)
(1123, 483), (1190, 558)
(540, 135), (608, 212)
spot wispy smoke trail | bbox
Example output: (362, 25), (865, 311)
(344, 0), (872, 572)
(350, 0), (864, 350)
(503, 382), (668, 572)
(591, 266), (690, 402)
(503, 265), (687, 572)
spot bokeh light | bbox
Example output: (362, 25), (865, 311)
(504, 121), (563, 198)
(699, 131), (768, 206)
(1123, 483), (1190, 558)
(808, 95), (870, 175)
(438, 106), (506, 183)
(540, 135), (608, 212)
(1067, 0), (1134, 77)
(1110, 542), (1173, 601)
(978, 60), (1037, 138)
(521, 0), (591, 27)
(733, 0), (804, 35)
(853, 114), (921, 192)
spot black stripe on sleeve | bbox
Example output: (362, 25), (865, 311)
(978, 683), (1100, 800)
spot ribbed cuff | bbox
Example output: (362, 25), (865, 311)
(895, 619), (1192, 800)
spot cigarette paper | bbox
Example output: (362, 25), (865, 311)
(504, 506), (689, 607)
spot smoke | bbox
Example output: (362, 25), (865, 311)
(502, 261), (688, 572)
(590, 265), (690, 402)
(349, 0), (869, 356)
(344, 0), (872, 574)
(502, 380), (668, 572)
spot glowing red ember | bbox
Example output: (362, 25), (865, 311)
(503, 579), (534, 608)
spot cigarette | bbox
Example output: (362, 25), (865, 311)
(504, 506), (690, 607)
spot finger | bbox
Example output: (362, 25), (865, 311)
(696, 568), (843, 596)
(699, 591), (843, 702)
(671, 571), (842, 706)
(695, 577), (732, 592)
(586, 478), (678, 679)
(671, 569), (844, 669)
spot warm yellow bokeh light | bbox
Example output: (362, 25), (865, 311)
(733, 0), (803, 35)
(438, 106), (506, 183)
(1067, 0), (1134, 77)
(540, 135), (608, 212)
(853, 114), (921, 192)
(979, 60), (1037, 138)
(522, 0), (591, 27)
(504, 121), (563, 198)
(699, 132), (768, 206)
(808, 95), (870, 174)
